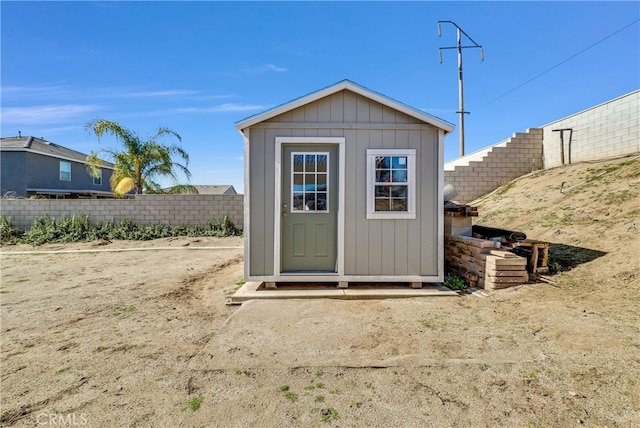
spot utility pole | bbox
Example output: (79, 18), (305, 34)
(438, 21), (484, 157)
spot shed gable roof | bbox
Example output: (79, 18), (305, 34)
(235, 80), (455, 133)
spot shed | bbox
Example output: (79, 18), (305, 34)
(236, 80), (454, 287)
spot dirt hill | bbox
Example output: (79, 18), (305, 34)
(473, 153), (639, 314)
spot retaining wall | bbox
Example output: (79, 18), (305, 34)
(0, 194), (244, 231)
(444, 129), (544, 204)
(541, 90), (639, 168)
(444, 89), (639, 203)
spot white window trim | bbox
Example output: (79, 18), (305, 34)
(59, 161), (71, 182)
(93, 169), (103, 186)
(366, 149), (416, 220)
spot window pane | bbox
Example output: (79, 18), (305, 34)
(391, 170), (407, 183)
(391, 156), (407, 169)
(291, 152), (329, 212)
(304, 193), (316, 210)
(93, 169), (102, 185)
(391, 199), (407, 211)
(367, 150), (414, 218)
(375, 185), (390, 197)
(391, 186), (407, 198)
(375, 170), (390, 183)
(304, 173), (316, 191)
(317, 155), (327, 172)
(375, 199), (390, 211)
(293, 193), (304, 210)
(317, 193), (327, 210)
(305, 154), (316, 172)
(376, 156), (390, 169)
(60, 161), (71, 181)
(317, 174), (327, 191)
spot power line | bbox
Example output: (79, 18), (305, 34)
(480, 18), (639, 109)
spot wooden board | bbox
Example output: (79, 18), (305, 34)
(485, 255), (527, 266)
(484, 273), (529, 283)
(487, 249), (519, 258)
(484, 269), (528, 277)
(485, 263), (527, 271)
(447, 235), (499, 249)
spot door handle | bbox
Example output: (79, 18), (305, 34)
(282, 204), (288, 217)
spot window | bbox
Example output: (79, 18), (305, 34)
(291, 152), (329, 212)
(59, 161), (71, 181)
(93, 169), (102, 186)
(366, 149), (416, 219)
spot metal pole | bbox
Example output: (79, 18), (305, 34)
(438, 21), (483, 158)
(457, 27), (465, 156)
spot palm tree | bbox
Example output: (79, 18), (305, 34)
(85, 119), (197, 197)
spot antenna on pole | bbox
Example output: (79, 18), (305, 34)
(438, 20), (484, 157)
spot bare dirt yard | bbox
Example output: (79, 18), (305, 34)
(1, 156), (639, 427)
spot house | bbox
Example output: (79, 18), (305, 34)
(195, 185), (237, 195)
(236, 80), (454, 287)
(0, 135), (115, 198)
(164, 185), (238, 195)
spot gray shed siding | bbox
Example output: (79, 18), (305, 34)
(247, 90), (440, 277)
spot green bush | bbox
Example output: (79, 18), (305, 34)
(444, 274), (467, 290)
(2, 214), (242, 246)
(0, 216), (23, 244)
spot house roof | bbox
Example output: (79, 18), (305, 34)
(235, 79), (455, 133)
(161, 185), (237, 195)
(193, 185), (237, 195)
(0, 136), (114, 168)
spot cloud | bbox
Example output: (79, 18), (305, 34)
(120, 89), (200, 98)
(216, 64), (289, 77)
(1, 85), (232, 102)
(1, 104), (101, 124)
(173, 103), (270, 113)
(210, 103), (270, 112)
(419, 107), (457, 114)
(1, 85), (71, 100)
(264, 64), (288, 72)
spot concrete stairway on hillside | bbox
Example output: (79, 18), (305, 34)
(444, 128), (543, 204)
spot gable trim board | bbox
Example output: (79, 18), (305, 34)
(236, 80), (455, 134)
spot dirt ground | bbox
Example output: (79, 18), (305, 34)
(1, 156), (639, 427)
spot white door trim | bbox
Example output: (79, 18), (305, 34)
(274, 137), (345, 278)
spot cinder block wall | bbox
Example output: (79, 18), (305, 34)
(0, 194), (244, 231)
(444, 128), (544, 203)
(443, 90), (639, 204)
(542, 90), (639, 168)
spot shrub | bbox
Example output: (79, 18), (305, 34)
(444, 274), (467, 290)
(7, 215), (242, 245)
(0, 215), (23, 244)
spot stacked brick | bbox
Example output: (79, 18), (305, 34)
(445, 235), (529, 291)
